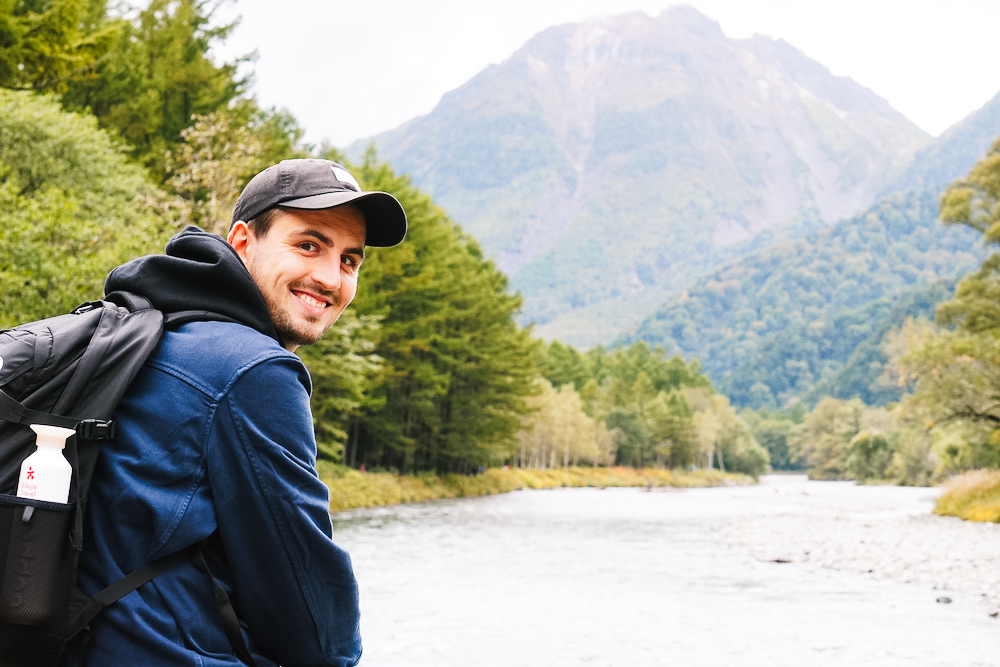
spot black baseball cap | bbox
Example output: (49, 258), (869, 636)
(231, 159), (407, 247)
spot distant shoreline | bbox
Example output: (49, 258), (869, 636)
(318, 464), (754, 512)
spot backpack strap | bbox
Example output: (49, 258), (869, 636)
(0, 390), (115, 441)
(64, 544), (196, 644)
(0, 389), (79, 431)
(191, 542), (259, 667)
(65, 540), (258, 666)
(103, 291), (155, 313)
(163, 310), (241, 327)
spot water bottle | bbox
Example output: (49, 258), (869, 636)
(16, 424), (75, 503)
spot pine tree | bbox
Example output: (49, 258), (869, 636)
(0, 0), (118, 92)
(341, 153), (539, 473)
(60, 0), (244, 176)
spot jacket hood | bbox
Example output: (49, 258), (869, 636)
(105, 226), (281, 343)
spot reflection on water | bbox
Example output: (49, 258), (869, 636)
(333, 475), (994, 667)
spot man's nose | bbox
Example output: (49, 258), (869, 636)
(311, 258), (342, 291)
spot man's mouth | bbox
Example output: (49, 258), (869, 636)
(293, 290), (331, 309)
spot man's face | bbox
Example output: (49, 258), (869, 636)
(228, 205), (366, 351)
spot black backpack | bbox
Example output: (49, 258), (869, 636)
(0, 292), (256, 667)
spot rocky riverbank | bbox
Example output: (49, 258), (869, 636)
(725, 475), (1000, 618)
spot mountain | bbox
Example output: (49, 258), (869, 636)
(882, 90), (1000, 196)
(618, 88), (1000, 409)
(618, 189), (984, 409)
(349, 6), (930, 347)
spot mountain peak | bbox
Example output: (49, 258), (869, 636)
(660, 4), (727, 39)
(353, 9), (932, 345)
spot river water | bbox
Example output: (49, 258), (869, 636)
(332, 474), (998, 666)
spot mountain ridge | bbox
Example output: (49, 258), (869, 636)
(615, 80), (1000, 401)
(349, 6), (931, 346)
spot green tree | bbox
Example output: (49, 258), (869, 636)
(745, 415), (798, 470)
(344, 153), (540, 473)
(165, 103), (305, 234)
(885, 140), (1000, 476)
(845, 429), (892, 482)
(605, 408), (648, 468)
(538, 340), (590, 390)
(686, 387), (769, 477)
(60, 0), (244, 175)
(515, 380), (612, 468)
(788, 397), (865, 480)
(649, 389), (697, 468)
(298, 311), (384, 462)
(886, 425), (935, 486)
(0, 0), (119, 92)
(0, 88), (168, 325)
(166, 108), (264, 233)
(885, 318), (1000, 479)
(938, 137), (1000, 334)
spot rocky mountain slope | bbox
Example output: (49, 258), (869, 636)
(350, 6), (930, 346)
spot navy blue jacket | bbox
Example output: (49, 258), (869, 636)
(61, 228), (362, 666)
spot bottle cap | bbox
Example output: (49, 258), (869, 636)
(30, 424), (76, 449)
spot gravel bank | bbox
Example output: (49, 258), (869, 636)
(725, 474), (1000, 617)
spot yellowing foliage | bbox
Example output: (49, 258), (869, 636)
(318, 463), (752, 512)
(934, 469), (1000, 522)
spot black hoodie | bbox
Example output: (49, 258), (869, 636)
(104, 226), (281, 344)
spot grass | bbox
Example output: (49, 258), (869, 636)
(933, 468), (1000, 522)
(316, 463), (754, 512)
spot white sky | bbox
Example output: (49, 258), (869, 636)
(214, 0), (1000, 148)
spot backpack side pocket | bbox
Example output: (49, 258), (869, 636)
(0, 495), (74, 628)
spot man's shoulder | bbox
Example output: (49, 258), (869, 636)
(153, 320), (304, 389)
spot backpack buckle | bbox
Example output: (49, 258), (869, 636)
(76, 419), (116, 440)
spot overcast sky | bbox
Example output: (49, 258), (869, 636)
(214, 0), (1000, 149)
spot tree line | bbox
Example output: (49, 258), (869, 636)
(733, 138), (1000, 485)
(532, 341), (769, 476)
(0, 0), (771, 476)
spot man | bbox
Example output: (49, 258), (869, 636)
(61, 159), (406, 666)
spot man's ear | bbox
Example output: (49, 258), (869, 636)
(228, 221), (253, 265)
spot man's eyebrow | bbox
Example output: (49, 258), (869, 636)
(297, 228), (333, 245)
(297, 229), (365, 259)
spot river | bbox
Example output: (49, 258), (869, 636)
(332, 474), (999, 666)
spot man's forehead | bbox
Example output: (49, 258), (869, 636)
(276, 206), (367, 239)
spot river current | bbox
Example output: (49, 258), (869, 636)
(332, 474), (997, 667)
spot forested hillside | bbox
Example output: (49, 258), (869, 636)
(351, 6), (928, 346)
(620, 86), (1000, 411)
(621, 189), (984, 408)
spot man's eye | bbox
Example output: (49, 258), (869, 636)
(342, 256), (357, 268)
(299, 242), (318, 252)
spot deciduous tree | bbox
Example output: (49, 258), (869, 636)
(0, 88), (167, 325)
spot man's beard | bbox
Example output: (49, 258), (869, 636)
(249, 264), (336, 348)
(266, 296), (330, 348)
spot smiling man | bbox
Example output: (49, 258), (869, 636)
(230, 205), (366, 349)
(62, 159), (405, 667)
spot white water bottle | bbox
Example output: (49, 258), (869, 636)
(16, 424), (75, 503)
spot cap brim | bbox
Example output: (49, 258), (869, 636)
(282, 191), (407, 247)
